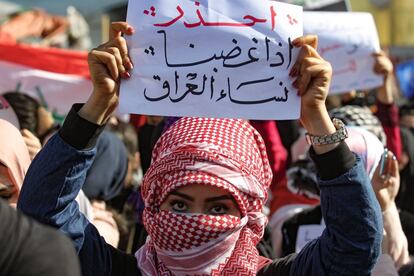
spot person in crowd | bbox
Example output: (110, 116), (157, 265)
(107, 119), (143, 193)
(279, 127), (383, 255)
(372, 51), (402, 161)
(267, 104), (389, 257)
(281, 127), (414, 274)
(2, 91), (60, 159)
(268, 51), (401, 234)
(328, 51), (401, 159)
(107, 119), (146, 252)
(82, 130), (128, 202)
(18, 22), (382, 275)
(329, 104), (387, 144)
(81, 130), (130, 248)
(2, 92), (57, 142)
(397, 127), (414, 255)
(0, 119), (31, 206)
(0, 198), (81, 276)
(138, 115), (165, 174)
(399, 102), (414, 131)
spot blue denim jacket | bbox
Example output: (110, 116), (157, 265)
(18, 133), (382, 276)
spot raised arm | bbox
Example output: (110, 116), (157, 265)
(373, 51), (402, 160)
(371, 151), (411, 269)
(288, 36), (383, 275)
(17, 22), (137, 276)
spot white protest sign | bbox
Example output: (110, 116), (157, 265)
(304, 12), (383, 94)
(120, 0), (303, 120)
(295, 224), (325, 253)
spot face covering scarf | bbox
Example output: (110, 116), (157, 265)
(135, 117), (273, 275)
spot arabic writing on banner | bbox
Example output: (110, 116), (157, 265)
(304, 12), (383, 94)
(120, 0), (303, 120)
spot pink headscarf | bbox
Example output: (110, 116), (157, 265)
(291, 126), (384, 179)
(136, 117), (273, 275)
(344, 127), (384, 178)
(0, 119), (31, 204)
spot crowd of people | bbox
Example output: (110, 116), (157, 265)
(0, 15), (414, 276)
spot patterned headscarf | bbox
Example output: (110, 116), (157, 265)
(135, 117), (272, 275)
(329, 105), (387, 144)
(290, 126), (384, 195)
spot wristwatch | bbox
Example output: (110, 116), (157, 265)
(305, 118), (348, 146)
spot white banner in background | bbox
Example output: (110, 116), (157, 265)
(0, 43), (91, 123)
(304, 12), (383, 94)
(120, 0), (303, 120)
(0, 61), (91, 121)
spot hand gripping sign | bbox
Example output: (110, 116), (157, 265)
(120, 0), (303, 120)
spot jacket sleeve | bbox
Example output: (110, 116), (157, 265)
(17, 104), (115, 276)
(0, 199), (81, 276)
(290, 142), (383, 276)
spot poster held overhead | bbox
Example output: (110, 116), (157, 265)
(120, 0), (303, 120)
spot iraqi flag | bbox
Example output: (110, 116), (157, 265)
(0, 42), (91, 122)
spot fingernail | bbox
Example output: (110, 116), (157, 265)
(125, 62), (133, 70)
(392, 155), (397, 161)
(127, 27), (135, 34)
(289, 67), (297, 77)
(292, 79), (299, 89)
(292, 39), (301, 47)
(123, 72), (131, 78)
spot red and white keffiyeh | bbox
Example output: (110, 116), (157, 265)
(135, 117), (273, 275)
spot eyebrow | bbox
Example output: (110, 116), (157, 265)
(205, 195), (235, 203)
(169, 191), (236, 204)
(169, 191), (195, 201)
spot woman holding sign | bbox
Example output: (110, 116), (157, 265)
(18, 22), (382, 275)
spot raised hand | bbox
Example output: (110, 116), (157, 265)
(373, 51), (393, 78)
(373, 51), (397, 104)
(80, 22), (135, 125)
(372, 150), (400, 211)
(290, 35), (336, 154)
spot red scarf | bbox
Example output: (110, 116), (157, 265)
(136, 118), (272, 275)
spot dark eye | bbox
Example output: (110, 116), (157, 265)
(170, 200), (188, 213)
(209, 205), (229, 215)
